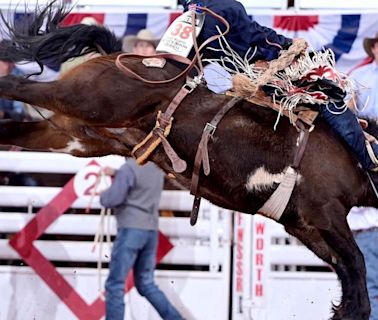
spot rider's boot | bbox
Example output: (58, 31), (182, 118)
(319, 100), (378, 171)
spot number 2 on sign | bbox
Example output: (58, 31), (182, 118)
(83, 172), (99, 196)
(73, 164), (112, 198)
(171, 23), (193, 40)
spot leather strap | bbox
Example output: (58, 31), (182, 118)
(155, 129), (188, 173)
(116, 52), (198, 85)
(189, 97), (242, 225)
(115, 6), (230, 86)
(132, 85), (194, 173)
(292, 120), (310, 169)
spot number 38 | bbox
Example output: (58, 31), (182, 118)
(171, 23), (193, 39)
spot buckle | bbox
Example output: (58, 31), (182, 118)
(204, 122), (217, 136)
(183, 76), (202, 93)
(183, 82), (196, 93)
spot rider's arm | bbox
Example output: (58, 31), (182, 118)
(187, 0), (292, 61)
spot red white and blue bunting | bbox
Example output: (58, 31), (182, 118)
(7, 11), (378, 73)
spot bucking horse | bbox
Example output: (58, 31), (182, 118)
(0, 2), (376, 319)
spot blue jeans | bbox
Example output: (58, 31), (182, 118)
(105, 228), (182, 320)
(320, 103), (377, 170)
(354, 229), (378, 320)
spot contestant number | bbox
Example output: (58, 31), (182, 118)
(73, 164), (111, 198)
(171, 23), (193, 40)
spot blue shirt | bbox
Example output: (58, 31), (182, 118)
(100, 159), (164, 230)
(185, 0), (292, 61)
(350, 62), (378, 119)
(100, 162), (136, 208)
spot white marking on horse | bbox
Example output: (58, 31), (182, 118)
(50, 138), (86, 153)
(245, 166), (302, 192)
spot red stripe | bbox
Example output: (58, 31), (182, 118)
(347, 56), (373, 75)
(14, 245), (104, 319)
(273, 15), (319, 31)
(61, 13), (105, 26)
(9, 179), (77, 250)
(168, 12), (182, 27)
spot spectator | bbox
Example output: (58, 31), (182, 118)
(347, 207), (378, 320)
(122, 29), (159, 54)
(0, 59), (25, 121)
(348, 32), (378, 320)
(349, 32), (378, 118)
(100, 159), (183, 320)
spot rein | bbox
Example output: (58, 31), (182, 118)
(115, 6), (229, 84)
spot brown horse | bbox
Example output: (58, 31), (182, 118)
(0, 3), (376, 319)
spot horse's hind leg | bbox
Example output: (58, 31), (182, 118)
(281, 204), (370, 320)
(316, 216), (370, 320)
(282, 218), (345, 318)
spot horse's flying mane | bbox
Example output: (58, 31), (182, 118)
(0, 0), (122, 74)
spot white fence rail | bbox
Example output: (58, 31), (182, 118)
(0, 212), (227, 266)
(0, 151), (124, 174)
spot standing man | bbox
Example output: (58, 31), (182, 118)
(100, 158), (183, 320)
(348, 32), (378, 320)
(347, 207), (378, 320)
(350, 32), (378, 118)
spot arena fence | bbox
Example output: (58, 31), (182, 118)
(0, 151), (341, 320)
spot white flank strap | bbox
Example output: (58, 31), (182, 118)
(258, 166), (298, 221)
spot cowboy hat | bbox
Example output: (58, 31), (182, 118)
(80, 17), (100, 26)
(122, 29), (159, 53)
(363, 32), (378, 57)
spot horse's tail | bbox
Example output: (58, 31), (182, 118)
(0, 1), (122, 73)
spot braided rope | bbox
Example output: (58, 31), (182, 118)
(131, 111), (173, 165)
(232, 39), (308, 99)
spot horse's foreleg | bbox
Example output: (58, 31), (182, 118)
(0, 119), (132, 156)
(0, 119), (73, 151)
(0, 75), (59, 111)
(0, 75), (86, 118)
